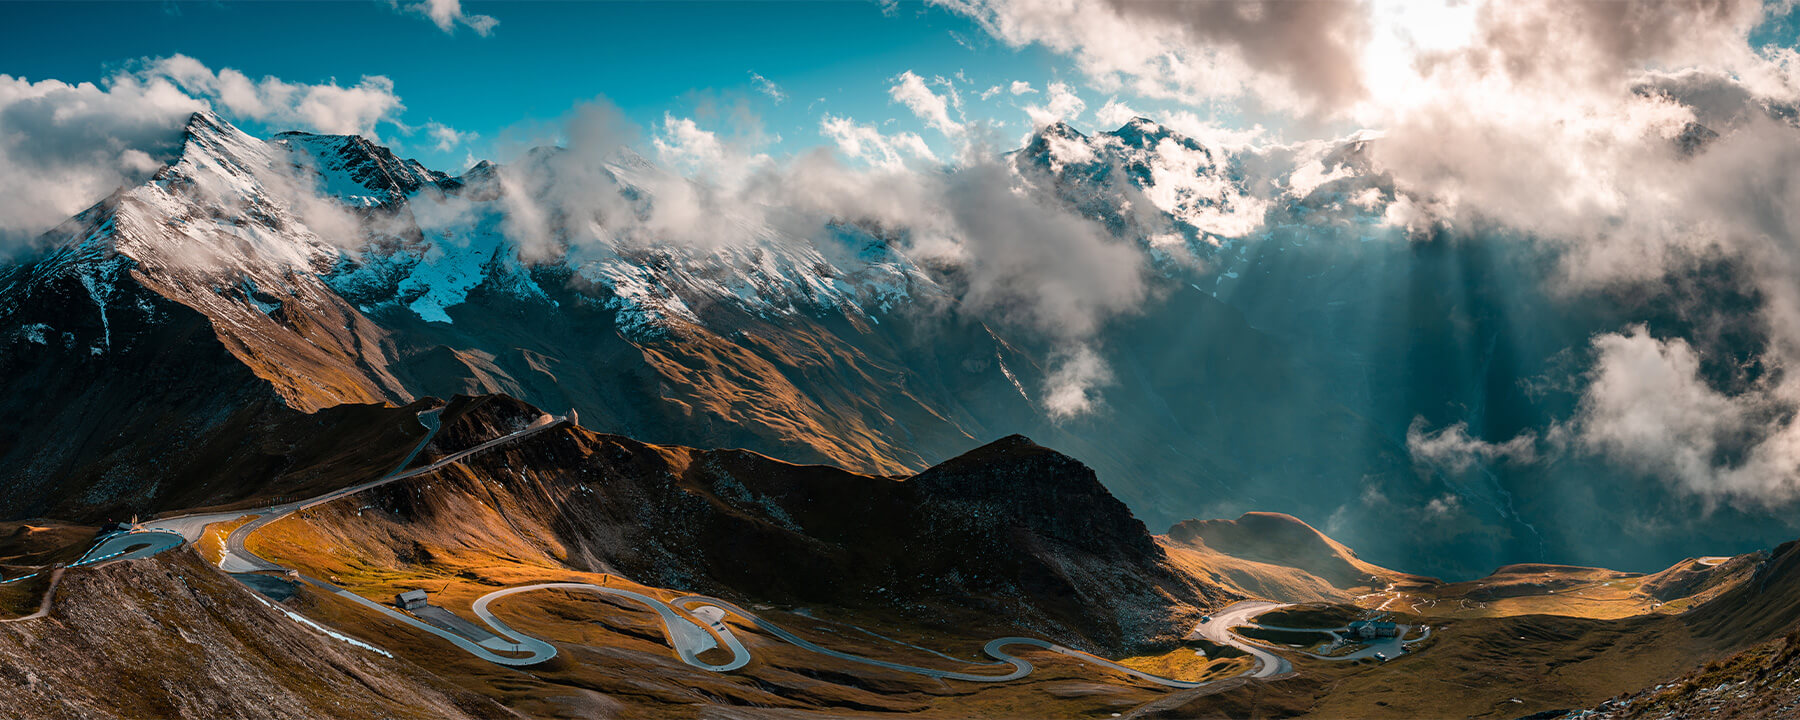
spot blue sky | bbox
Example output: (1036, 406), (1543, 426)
(3, 1), (1110, 171)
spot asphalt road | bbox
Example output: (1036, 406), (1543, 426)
(298, 574), (557, 666)
(1191, 600), (1295, 677)
(668, 596), (1224, 688)
(477, 584), (749, 671)
(1204, 605), (1431, 664)
(145, 409), (448, 545)
(673, 596), (1029, 681)
(34, 410), (570, 666)
(1, 528), (187, 621)
(1256, 623), (1433, 662)
(196, 410), (566, 574)
(75, 530), (186, 566)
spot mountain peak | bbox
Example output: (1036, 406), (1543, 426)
(1035, 119), (1086, 141)
(273, 130), (449, 206)
(181, 109), (229, 137)
(1108, 115), (1204, 154)
(167, 110), (271, 181)
(923, 433), (1053, 469)
(1119, 116), (1161, 133)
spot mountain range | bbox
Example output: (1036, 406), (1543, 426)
(7, 110), (1800, 717)
(11, 110), (1784, 582)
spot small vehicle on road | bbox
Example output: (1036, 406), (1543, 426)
(1200, 615), (1212, 624)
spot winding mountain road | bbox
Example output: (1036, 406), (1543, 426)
(663, 596), (1233, 688)
(476, 584), (750, 671)
(44, 408), (1336, 694)
(141, 409), (448, 546)
(1191, 601), (1294, 677)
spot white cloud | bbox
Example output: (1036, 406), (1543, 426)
(1043, 344), (1112, 419)
(1023, 81), (1086, 127)
(938, 0), (1367, 116)
(424, 121), (468, 152)
(147, 55), (404, 137)
(957, 0), (1800, 487)
(980, 85), (1003, 100)
(888, 70), (964, 136)
(1093, 98), (1138, 128)
(649, 113), (778, 214)
(1009, 80), (1037, 95)
(0, 55), (413, 250)
(1568, 326), (1800, 506)
(397, 0), (498, 36)
(928, 158), (1147, 338)
(1423, 494), (1463, 520)
(820, 114), (936, 170)
(0, 73), (202, 250)
(749, 71), (786, 103)
(1406, 418), (1538, 474)
(1093, 98), (1265, 147)
(653, 114), (729, 171)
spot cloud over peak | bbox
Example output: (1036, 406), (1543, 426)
(148, 55), (404, 137)
(0, 54), (415, 251)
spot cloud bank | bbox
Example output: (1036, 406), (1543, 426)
(0, 56), (409, 251)
(467, 98), (1145, 417)
(945, 0), (1800, 502)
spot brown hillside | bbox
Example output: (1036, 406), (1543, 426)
(1164, 511), (1424, 590)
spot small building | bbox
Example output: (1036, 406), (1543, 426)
(396, 589), (429, 611)
(1349, 620), (1399, 639)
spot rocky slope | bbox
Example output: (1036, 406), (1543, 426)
(1551, 629), (1800, 719)
(1545, 540), (1800, 719)
(0, 551), (511, 720)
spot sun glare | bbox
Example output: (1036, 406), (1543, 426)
(1362, 0), (1482, 108)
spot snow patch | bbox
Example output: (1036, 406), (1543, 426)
(250, 593), (394, 657)
(77, 272), (112, 355)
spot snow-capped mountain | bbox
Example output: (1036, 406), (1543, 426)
(0, 112), (1005, 513)
(0, 110), (1434, 573)
(5, 110), (1763, 581)
(3, 111), (950, 403)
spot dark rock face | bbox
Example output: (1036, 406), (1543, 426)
(906, 433), (1170, 590)
(0, 251), (277, 519)
(0, 242), (435, 521)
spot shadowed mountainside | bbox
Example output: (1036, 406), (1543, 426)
(295, 394), (1228, 654)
